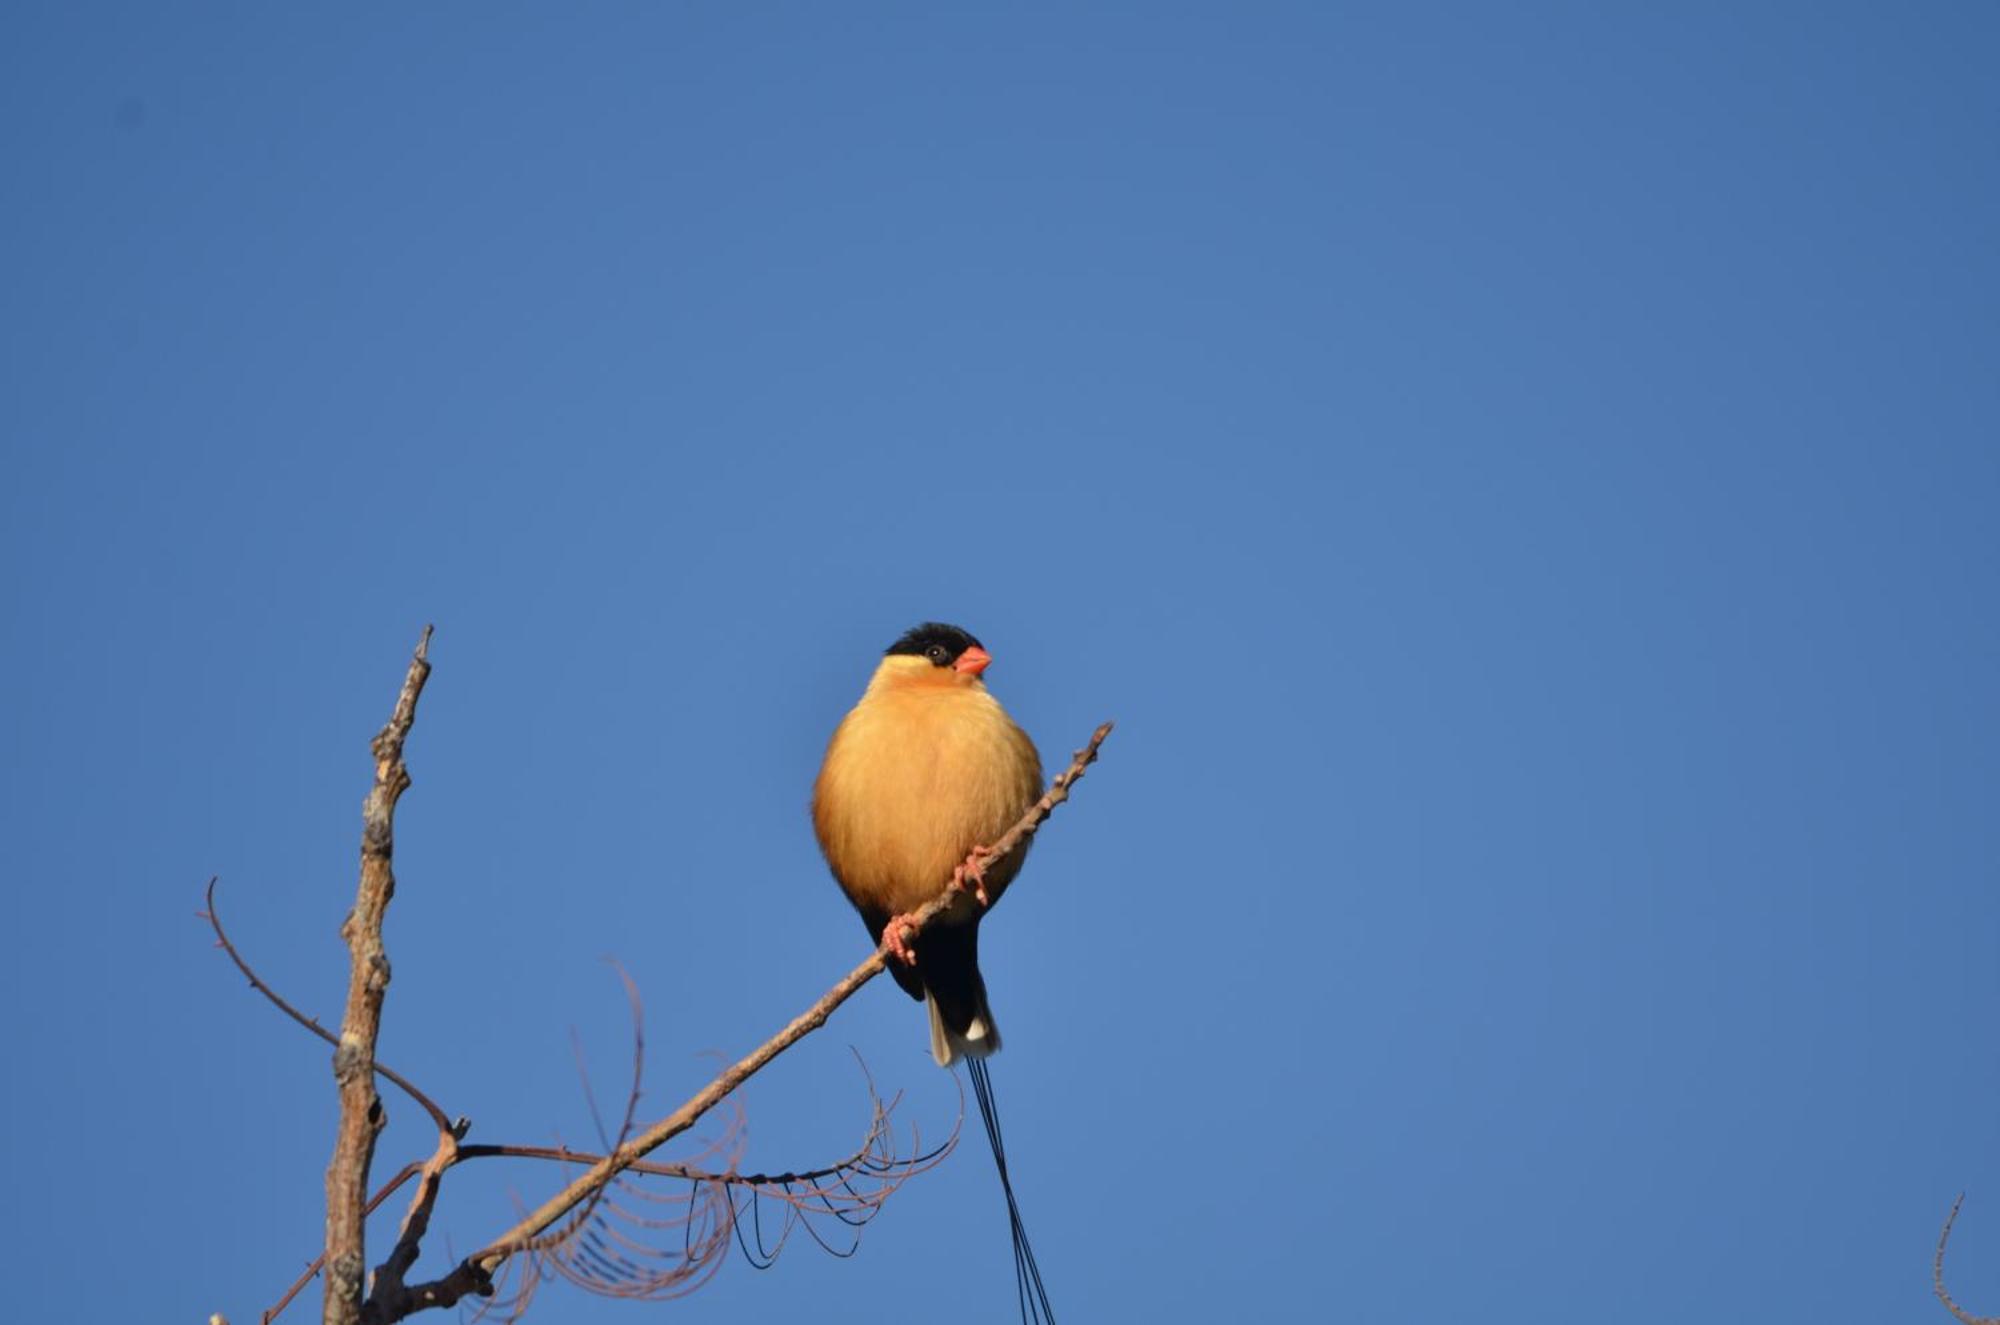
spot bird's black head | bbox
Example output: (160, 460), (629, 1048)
(886, 622), (985, 669)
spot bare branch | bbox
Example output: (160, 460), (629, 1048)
(1937, 1194), (2000, 1325)
(515, 965), (648, 1260)
(203, 879), (453, 1135)
(222, 631), (1108, 1324)
(325, 627), (434, 1325)
(390, 720), (1115, 1318)
(486, 1054), (955, 1310)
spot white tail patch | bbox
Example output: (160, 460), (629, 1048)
(926, 992), (1002, 1067)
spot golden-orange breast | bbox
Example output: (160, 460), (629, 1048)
(813, 671), (1043, 919)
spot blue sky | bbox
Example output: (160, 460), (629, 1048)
(4, 4), (1996, 1322)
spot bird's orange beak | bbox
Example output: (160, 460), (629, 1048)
(954, 646), (992, 677)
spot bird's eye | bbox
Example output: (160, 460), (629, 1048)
(926, 645), (947, 663)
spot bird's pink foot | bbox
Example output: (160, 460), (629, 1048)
(951, 844), (1001, 907)
(881, 913), (920, 966)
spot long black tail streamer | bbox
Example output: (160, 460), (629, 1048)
(966, 1057), (1056, 1324)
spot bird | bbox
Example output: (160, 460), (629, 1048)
(811, 621), (1044, 1066)
(812, 621), (1060, 1322)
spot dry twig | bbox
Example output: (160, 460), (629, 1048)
(202, 878), (452, 1134)
(1937, 1194), (2000, 1325)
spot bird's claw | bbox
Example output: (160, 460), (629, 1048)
(881, 914), (919, 966)
(951, 844), (1001, 907)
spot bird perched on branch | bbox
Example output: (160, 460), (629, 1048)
(812, 622), (1044, 1066)
(813, 622), (1062, 1321)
